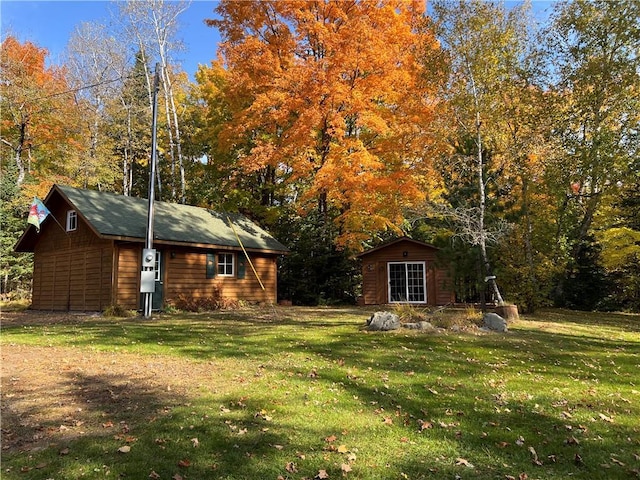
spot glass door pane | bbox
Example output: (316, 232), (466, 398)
(406, 263), (425, 302)
(389, 263), (407, 302)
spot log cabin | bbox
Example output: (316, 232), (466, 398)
(15, 185), (288, 311)
(357, 237), (455, 306)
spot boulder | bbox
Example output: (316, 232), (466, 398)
(367, 311), (401, 331)
(403, 321), (436, 331)
(483, 312), (508, 332)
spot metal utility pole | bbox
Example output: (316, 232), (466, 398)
(142, 63), (161, 319)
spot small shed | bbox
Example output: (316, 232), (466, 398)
(357, 237), (454, 306)
(15, 185), (288, 311)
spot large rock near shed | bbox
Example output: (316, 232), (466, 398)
(483, 312), (508, 332)
(403, 321), (436, 332)
(367, 311), (401, 331)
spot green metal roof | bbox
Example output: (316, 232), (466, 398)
(55, 185), (288, 253)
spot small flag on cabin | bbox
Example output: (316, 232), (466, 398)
(27, 197), (51, 232)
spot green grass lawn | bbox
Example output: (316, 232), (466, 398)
(1, 307), (639, 479)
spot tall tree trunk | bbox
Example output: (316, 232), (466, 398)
(469, 60), (504, 306)
(521, 175), (538, 312)
(160, 81), (177, 201)
(161, 66), (186, 203)
(16, 119), (27, 187)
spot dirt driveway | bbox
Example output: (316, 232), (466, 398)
(1, 311), (222, 455)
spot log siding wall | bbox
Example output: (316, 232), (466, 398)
(31, 203), (113, 311)
(114, 244), (141, 310)
(165, 250), (278, 305)
(360, 241), (454, 306)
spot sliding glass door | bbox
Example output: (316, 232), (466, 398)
(388, 262), (426, 303)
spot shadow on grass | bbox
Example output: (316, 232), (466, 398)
(2, 307), (639, 479)
(526, 307), (640, 333)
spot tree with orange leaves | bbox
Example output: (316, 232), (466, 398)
(203, 0), (443, 250)
(0, 36), (80, 188)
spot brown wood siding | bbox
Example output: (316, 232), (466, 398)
(115, 245), (141, 310)
(361, 261), (378, 305)
(165, 250), (278, 304)
(30, 206), (113, 310)
(435, 268), (456, 305)
(31, 247), (113, 310)
(359, 240), (453, 306)
(28, 192), (282, 311)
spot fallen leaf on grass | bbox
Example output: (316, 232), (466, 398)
(337, 444), (349, 453)
(456, 458), (474, 468)
(315, 469), (330, 479)
(611, 458), (625, 467)
(528, 446), (543, 466)
(438, 421), (459, 429)
(191, 437), (199, 448)
(59, 447), (70, 455)
(418, 419), (433, 431)
(325, 435), (337, 443)
(117, 445), (131, 453)
(149, 471), (161, 479)
(172, 474), (184, 480)
(177, 459), (191, 467)
(564, 436), (580, 445)
(598, 413), (614, 423)
(342, 463), (352, 474)
(286, 462), (298, 473)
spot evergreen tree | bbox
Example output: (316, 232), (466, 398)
(107, 51), (152, 197)
(0, 167), (32, 298)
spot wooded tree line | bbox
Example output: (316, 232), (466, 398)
(2, 0), (639, 312)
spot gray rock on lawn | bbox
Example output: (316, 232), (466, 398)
(483, 312), (508, 332)
(367, 311), (401, 331)
(403, 321), (436, 331)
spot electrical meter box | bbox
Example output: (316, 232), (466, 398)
(140, 271), (156, 293)
(142, 248), (156, 268)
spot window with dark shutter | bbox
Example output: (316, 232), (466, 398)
(237, 253), (246, 279)
(206, 253), (216, 279)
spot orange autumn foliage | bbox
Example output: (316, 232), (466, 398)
(1, 36), (80, 186)
(205, 0), (443, 249)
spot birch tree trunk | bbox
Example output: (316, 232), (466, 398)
(120, 0), (188, 202)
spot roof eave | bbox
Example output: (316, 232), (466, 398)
(104, 235), (288, 254)
(356, 236), (439, 257)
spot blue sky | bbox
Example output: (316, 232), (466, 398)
(1, 0), (222, 80)
(1, 1), (555, 81)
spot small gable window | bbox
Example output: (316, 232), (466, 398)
(66, 210), (77, 232)
(217, 253), (234, 276)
